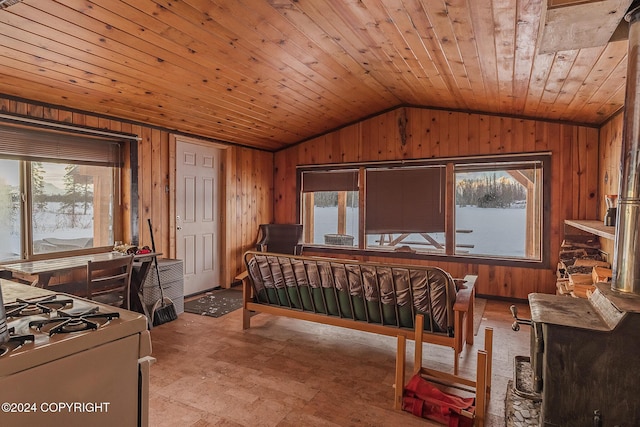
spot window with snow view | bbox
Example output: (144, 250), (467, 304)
(298, 154), (549, 265)
(0, 159), (21, 262)
(300, 169), (359, 247)
(454, 160), (544, 261)
(0, 124), (123, 261)
(364, 165), (446, 252)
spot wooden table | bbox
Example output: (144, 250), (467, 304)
(1, 251), (160, 317)
(376, 231), (475, 250)
(1, 278), (54, 302)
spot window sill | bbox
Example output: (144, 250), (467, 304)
(303, 245), (549, 269)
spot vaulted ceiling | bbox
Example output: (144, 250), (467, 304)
(0, 0), (633, 151)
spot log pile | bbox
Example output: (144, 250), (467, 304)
(556, 235), (611, 298)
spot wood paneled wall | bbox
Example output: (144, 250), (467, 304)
(598, 112), (624, 258)
(274, 107), (600, 299)
(224, 145), (274, 284)
(0, 96), (273, 288)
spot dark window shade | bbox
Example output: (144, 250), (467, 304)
(0, 124), (123, 166)
(365, 167), (445, 234)
(302, 170), (359, 192)
(455, 161), (542, 172)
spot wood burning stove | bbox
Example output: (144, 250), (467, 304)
(508, 3), (640, 425)
(512, 285), (640, 426)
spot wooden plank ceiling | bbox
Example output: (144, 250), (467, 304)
(0, 0), (632, 151)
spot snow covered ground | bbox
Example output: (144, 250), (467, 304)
(0, 202), (94, 261)
(455, 206), (526, 257)
(311, 205), (527, 257)
(1, 202), (527, 262)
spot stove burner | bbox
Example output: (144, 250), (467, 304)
(7, 331), (35, 346)
(60, 318), (97, 333)
(29, 307), (119, 336)
(5, 295), (74, 318)
(0, 327), (35, 357)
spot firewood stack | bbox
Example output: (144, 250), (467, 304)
(556, 235), (611, 298)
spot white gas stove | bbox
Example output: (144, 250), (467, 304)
(0, 279), (154, 427)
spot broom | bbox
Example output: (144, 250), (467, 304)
(148, 218), (178, 326)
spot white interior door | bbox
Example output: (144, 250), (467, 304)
(176, 139), (221, 296)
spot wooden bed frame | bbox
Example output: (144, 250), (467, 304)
(240, 251), (477, 374)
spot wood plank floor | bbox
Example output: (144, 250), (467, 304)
(148, 295), (531, 426)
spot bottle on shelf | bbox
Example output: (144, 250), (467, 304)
(604, 194), (617, 227)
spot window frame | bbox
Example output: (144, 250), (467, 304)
(365, 165), (446, 235)
(0, 119), (137, 262)
(1, 157), (122, 262)
(299, 167), (360, 247)
(297, 152), (551, 268)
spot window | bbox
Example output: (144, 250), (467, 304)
(300, 169), (359, 247)
(365, 166), (445, 251)
(454, 160), (544, 261)
(298, 154), (549, 265)
(0, 159), (20, 262)
(0, 123), (125, 262)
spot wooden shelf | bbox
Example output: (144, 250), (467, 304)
(564, 220), (615, 240)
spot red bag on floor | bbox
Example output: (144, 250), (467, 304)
(402, 374), (475, 427)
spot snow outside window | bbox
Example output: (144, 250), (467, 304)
(454, 161), (543, 261)
(0, 159), (117, 260)
(298, 154), (548, 265)
(300, 170), (359, 246)
(0, 123), (123, 260)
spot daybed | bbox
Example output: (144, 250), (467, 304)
(241, 250), (477, 373)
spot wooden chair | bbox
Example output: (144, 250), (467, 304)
(255, 223), (304, 255)
(395, 314), (493, 426)
(235, 223), (304, 285)
(86, 255), (134, 310)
